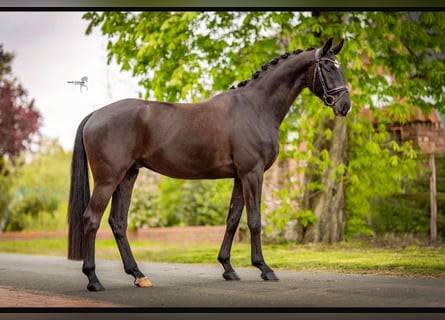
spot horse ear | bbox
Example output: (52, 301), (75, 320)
(332, 38), (344, 55)
(322, 37), (334, 55)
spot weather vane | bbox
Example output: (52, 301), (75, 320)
(68, 76), (88, 92)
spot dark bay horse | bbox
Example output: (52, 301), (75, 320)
(68, 38), (351, 291)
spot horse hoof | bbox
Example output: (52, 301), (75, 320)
(261, 271), (279, 281)
(87, 282), (105, 292)
(223, 270), (241, 281)
(135, 277), (153, 288)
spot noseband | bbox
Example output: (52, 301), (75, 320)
(312, 48), (349, 106)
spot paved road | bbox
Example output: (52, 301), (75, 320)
(1, 253), (444, 308)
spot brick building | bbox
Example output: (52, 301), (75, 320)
(360, 107), (445, 154)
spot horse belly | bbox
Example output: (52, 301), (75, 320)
(140, 144), (237, 180)
(142, 157), (237, 180)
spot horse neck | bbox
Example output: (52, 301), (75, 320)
(244, 51), (314, 126)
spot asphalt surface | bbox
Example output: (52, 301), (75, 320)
(1, 252), (445, 309)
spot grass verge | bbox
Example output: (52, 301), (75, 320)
(0, 237), (444, 279)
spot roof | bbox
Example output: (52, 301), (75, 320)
(359, 107), (443, 126)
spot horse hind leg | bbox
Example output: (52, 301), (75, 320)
(82, 183), (116, 292)
(108, 166), (152, 288)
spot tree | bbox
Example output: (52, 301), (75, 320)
(0, 44), (41, 231)
(0, 46), (41, 161)
(83, 11), (445, 242)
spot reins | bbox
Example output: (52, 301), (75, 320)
(312, 48), (349, 106)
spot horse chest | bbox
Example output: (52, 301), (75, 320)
(262, 138), (279, 169)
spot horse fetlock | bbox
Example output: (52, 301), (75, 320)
(82, 266), (95, 276)
(217, 255), (229, 264)
(124, 265), (144, 278)
(252, 260), (266, 269)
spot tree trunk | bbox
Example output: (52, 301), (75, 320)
(303, 116), (348, 243)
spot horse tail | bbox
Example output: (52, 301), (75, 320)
(67, 113), (93, 260)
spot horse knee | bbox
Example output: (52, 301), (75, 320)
(247, 219), (261, 235)
(226, 219), (239, 234)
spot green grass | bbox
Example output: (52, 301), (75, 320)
(0, 237), (444, 279)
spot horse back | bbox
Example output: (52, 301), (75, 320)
(83, 97), (238, 180)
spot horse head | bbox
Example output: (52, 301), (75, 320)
(307, 37), (351, 117)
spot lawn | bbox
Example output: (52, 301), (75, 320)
(0, 236), (444, 279)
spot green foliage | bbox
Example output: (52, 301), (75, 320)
(265, 186), (314, 237)
(83, 11), (304, 101)
(371, 197), (429, 235)
(0, 165), (13, 231)
(5, 139), (70, 231)
(128, 186), (159, 230)
(179, 179), (232, 226)
(82, 10), (445, 118)
(369, 153), (445, 239)
(129, 172), (232, 230)
(344, 111), (421, 239)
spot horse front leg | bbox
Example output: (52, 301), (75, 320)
(218, 178), (244, 280)
(241, 168), (279, 281)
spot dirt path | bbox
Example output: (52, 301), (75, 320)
(2, 253), (445, 308)
(0, 286), (123, 308)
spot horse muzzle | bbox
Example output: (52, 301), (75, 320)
(330, 92), (351, 117)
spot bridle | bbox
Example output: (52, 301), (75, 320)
(312, 48), (349, 106)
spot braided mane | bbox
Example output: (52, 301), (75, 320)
(230, 47), (316, 90)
